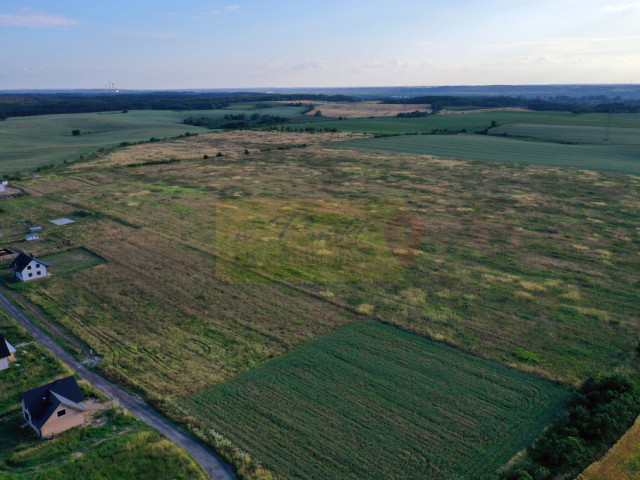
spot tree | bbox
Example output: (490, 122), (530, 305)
(72, 129), (80, 136)
(315, 110), (322, 116)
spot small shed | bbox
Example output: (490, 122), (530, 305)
(20, 376), (86, 438)
(9, 253), (52, 282)
(0, 334), (16, 371)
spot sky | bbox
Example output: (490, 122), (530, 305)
(1, 0), (640, 89)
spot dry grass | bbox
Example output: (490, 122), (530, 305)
(66, 130), (360, 171)
(578, 415), (640, 480)
(308, 102), (430, 118)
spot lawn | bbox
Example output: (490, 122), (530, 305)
(343, 133), (640, 175)
(184, 321), (569, 480)
(0, 105), (306, 174)
(41, 248), (106, 276)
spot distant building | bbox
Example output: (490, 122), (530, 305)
(0, 334), (16, 371)
(25, 234), (39, 241)
(20, 376), (86, 438)
(9, 253), (52, 282)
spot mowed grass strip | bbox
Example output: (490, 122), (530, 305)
(343, 134), (640, 175)
(184, 321), (568, 480)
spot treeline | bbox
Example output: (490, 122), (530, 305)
(501, 375), (640, 480)
(384, 95), (640, 114)
(0, 92), (359, 119)
(184, 113), (290, 130)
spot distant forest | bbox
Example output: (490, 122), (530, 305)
(0, 92), (358, 120)
(1, 91), (639, 120)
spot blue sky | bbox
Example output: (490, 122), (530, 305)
(1, 1), (640, 89)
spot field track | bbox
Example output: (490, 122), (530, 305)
(0, 286), (236, 480)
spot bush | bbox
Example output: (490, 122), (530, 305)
(505, 375), (640, 479)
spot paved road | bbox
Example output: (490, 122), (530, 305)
(0, 290), (236, 480)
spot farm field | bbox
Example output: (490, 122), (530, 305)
(288, 110), (640, 134)
(0, 129), (638, 478)
(0, 105), (306, 174)
(306, 102), (430, 117)
(184, 321), (568, 480)
(343, 133), (640, 175)
(490, 123), (640, 145)
(0, 310), (207, 480)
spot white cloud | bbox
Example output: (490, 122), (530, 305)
(603, 3), (640, 12)
(0, 8), (79, 28)
(224, 5), (241, 12)
(270, 59), (328, 70)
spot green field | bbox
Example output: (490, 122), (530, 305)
(344, 133), (640, 174)
(490, 123), (640, 145)
(289, 111), (640, 135)
(184, 321), (568, 480)
(0, 105), (305, 174)
(41, 248), (106, 276)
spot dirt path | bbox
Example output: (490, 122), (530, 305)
(0, 288), (236, 480)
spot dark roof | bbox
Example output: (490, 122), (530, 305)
(0, 334), (10, 358)
(9, 253), (52, 272)
(20, 376), (85, 429)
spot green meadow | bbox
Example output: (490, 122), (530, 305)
(0, 105), (305, 174)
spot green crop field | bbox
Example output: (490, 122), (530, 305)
(184, 321), (568, 480)
(288, 111), (640, 135)
(0, 105), (305, 174)
(344, 133), (640, 174)
(490, 123), (640, 145)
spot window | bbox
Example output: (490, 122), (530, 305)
(57, 409), (66, 417)
(28, 273), (33, 278)
(27, 265), (32, 270)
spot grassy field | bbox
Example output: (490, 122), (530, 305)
(0, 129), (638, 478)
(343, 133), (640, 175)
(2, 130), (638, 386)
(184, 321), (568, 480)
(0, 311), (206, 480)
(41, 248), (106, 276)
(0, 105), (305, 174)
(288, 111), (640, 134)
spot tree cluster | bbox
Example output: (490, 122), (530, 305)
(501, 375), (640, 480)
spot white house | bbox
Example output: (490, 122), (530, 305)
(9, 253), (52, 282)
(0, 334), (16, 371)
